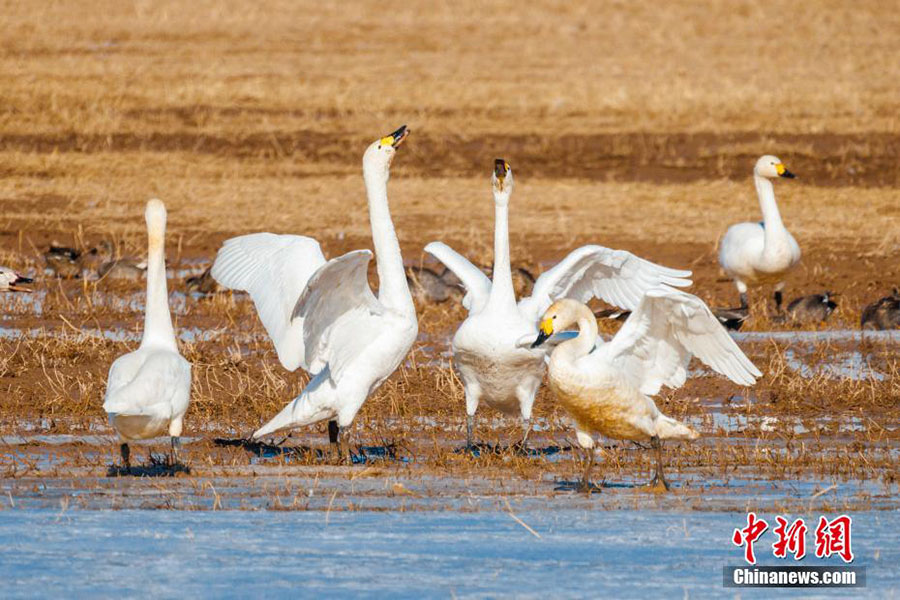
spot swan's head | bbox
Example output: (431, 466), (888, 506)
(492, 158), (513, 204)
(363, 125), (410, 178)
(754, 155), (795, 180)
(531, 298), (586, 347)
(145, 198), (167, 248)
(0, 267), (33, 292)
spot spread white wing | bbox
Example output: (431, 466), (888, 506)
(424, 241), (492, 312)
(519, 245), (692, 322)
(211, 233), (326, 371)
(292, 250), (388, 381)
(593, 287), (761, 395)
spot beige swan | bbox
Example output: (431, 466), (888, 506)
(533, 290), (760, 491)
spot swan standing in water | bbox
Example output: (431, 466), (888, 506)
(211, 126), (418, 459)
(426, 160), (692, 449)
(532, 292), (760, 491)
(0, 267), (33, 292)
(719, 155), (799, 314)
(103, 199), (192, 469)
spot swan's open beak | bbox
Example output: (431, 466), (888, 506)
(380, 125), (409, 148)
(531, 318), (554, 348)
(9, 275), (33, 292)
(775, 163), (796, 179)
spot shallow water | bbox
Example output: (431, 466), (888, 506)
(0, 509), (896, 598)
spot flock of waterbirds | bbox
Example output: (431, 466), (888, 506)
(2, 126), (899, 492)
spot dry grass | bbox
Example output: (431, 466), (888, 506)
(2, 0), (900, 136)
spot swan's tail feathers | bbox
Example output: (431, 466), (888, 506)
(252, 405), (295, 439)
(251, 382), (333, 439)
(655, 415), (700, 441)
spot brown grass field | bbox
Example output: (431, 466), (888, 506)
(0, 0), (898, 511)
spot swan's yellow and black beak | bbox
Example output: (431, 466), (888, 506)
(493, 158), (511, 191)
(380, 125), (410, 148)
(775, 163), (796, 179)
(531, 317), (554, 348)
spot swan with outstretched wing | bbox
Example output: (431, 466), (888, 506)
(211, 126), (418, 458)
(532, 289), (761, 491)
(425, 160), (692, 449)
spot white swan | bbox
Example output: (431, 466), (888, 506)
(532, 291), (761, 491)
(0, 267), (32, 292)
(719, 155), (799, 312)
(211, 126), (418, 458)
(425, 160), (692, 449)
(103, 199), (192, 469)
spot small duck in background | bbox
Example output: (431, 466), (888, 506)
(711, 306), (750, 331)
(0, 267), (33, 292)
(861, 289), (900, 330)
(596, 305), (750, 331)
(406, 265), (462, 303)
(785, 292), (837, 325)
(97, 257), (147, 281)
(185, 266), (221, 295)
(44, 243), (83, 279)
(407, 263), (535, 304)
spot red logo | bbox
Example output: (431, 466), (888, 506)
(772, 516), (808, 560)
(732, 512), (769, 565)
(814, 515), (854, 563)
(732, 513), (854, 564)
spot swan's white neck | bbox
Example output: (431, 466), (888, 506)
(486, 195), (516, 311)
(554, 305), (599, 362)
(364, 164), (414, 315)
(140, 226), (177, 351)
(754, 174), (787, 243)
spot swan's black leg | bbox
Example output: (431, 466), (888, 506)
(774, 290), (784, 313)
(577, 448), (596, 494)
(648, 436), (671, 491)
(328, 419), (340, 462)
(739, 292), (749, 310)
(171, 436), (182, 465)
(466, 415), (475, 451)
(120, 442), (130, 469)
(338, 426), (350, 465)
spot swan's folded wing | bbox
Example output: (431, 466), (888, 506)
(292, 250), (385, 380)
(103, 353), (191, 416)
(424, 241), (491, 312)
(598, 287), (761, 395)
(211, 233), (326, 371)
(520, 245), (692, 321)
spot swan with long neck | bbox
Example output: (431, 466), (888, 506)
(211, 126), (417, 459)
(533, 293), (760, 491)
(425, 160), (693, 450)
(718, 155), (800, 313)
(103, 199), (192, 470)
